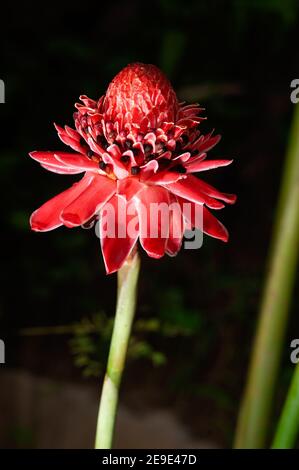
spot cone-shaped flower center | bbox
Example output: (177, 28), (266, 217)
(103, 62), (179, 127)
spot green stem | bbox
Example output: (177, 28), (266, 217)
(95, 251), (140, 449)
(272, 362), (299, 448)
(234, 105), (299, 448)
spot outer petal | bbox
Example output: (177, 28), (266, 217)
(29, 151), (99, 174)
(134, 186), (170, 258)
(40, 163), (82, 175)
(100, 195), (139, 274)
(185, 159), (233, 173)
(166, 194), (185, 256)
(146, 169), (187, 185)
(54, 123), (87, 154)
(193, 176), (237, 204)
(193, 133), (221, 154)
(179, 198), (229, 242)
(61, 174), (116, 227)
(65, 125), (81, 140)
(162, 176), (225, 210)
(202, 206), (229, 241)
(30, 173), (94, 232)
(54, 152), (99, 171)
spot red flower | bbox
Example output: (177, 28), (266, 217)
(30, 63), (236, 273)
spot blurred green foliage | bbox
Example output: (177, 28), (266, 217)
(70, 288), (202, 377)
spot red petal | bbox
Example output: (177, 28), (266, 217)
(146, 170), (187, 185)
(100, 195), (139, 274)
(102, 152), (129, 179)
(162, 176), (225, 210)
(185, 159), (233, 173)
(30, 173), (93, 232)
(179, 198), (228, 242)
(29, 151), (98, 174)
(183, 152), (206, 166)
(117, 177), (145, 201)
(55, 152), (99, 171)
(61, 174), (116, 227)
(202, 206), (229, 241)
(54, 123), (87, 154)
(40, 163), (82, 175)
(140, 159), (159, 179)
(134, 186), (170, 258)
(121, 149), (138, 166)
(172, 152), (191, 162)
(194, 133), (221, 153)
(194, 176), (237, 204)
(166, 194), (184, 256)
(65, 125), (81, 140)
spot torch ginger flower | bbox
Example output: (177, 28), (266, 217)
(30, 63), (236, 273)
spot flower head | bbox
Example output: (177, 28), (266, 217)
(30, 63), (236, 273)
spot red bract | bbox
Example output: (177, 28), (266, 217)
(30, 63), (236, 273)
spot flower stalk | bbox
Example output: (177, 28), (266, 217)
(95, 251), (140, 449)
(234, 104), (299, 448)
(272, 362), (299, 448)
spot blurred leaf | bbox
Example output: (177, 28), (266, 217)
(67, 300), (200, 377)
(151, 351), (167, 366)
(129, 338), (167, 366)
(135, 318), (161, 332)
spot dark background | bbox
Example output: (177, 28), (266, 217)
(0, 0), (299, 448)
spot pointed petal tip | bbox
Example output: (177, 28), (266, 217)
(146, 251), (165, 259)
(30, 219), (40, 231)
(207, 228), (229, 243)
(30, 222), (41, 232)
(166, 250), (179, 258)
(104, 263), (118, 275)
(102, 245), (135, 275)
(221, 159), (234, 166)
(227, 194), (237, 204)
(29, 210), (42, 232)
